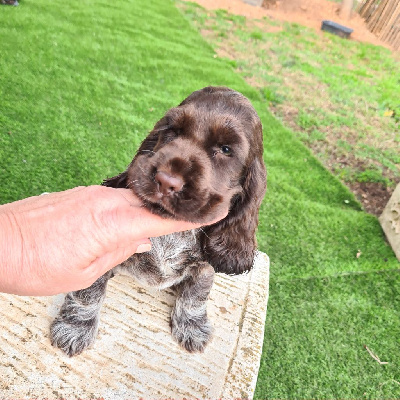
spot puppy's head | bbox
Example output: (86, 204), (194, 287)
(104, 86), (267, 274)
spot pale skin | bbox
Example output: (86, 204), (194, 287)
(0, 186), (225, 296)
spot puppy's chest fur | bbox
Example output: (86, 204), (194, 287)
(115, 230), (202, 289)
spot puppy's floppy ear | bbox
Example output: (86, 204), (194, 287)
(134, 128), (161, 155)
(102, 171), (128, 188)
(200, 157), (267, 275)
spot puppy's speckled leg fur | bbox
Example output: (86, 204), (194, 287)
(171, 263), (215, 352)
(50, 272), (112, 357)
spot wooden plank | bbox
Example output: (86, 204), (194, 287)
(387, 27), (400, 49)
(374, 0), (397, 35)
(359, 0), (378, 18)
(367, 0), (389, 31)
(379, 3), (400, 40)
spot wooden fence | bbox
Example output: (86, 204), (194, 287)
(357, 0), (400, 50)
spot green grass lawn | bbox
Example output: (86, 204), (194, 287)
(1, 0), (399, 397)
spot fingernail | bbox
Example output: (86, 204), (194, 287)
(136, 244), (152, 253)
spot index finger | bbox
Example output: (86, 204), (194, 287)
(131, 207), (227, 239)
(115, 188), (228, 238)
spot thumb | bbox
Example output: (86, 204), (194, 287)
(88, 238), (152, 278)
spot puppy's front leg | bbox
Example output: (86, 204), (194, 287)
(171, 263), (214, 353)
(50, 271), (112, 357)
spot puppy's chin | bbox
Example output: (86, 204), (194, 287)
(133, 190), (229, 224)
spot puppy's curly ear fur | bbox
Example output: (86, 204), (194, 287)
(200, 157), (266, 275)
(102, 171), (128, 188)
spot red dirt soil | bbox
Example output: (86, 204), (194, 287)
(183, 0), (390, 48)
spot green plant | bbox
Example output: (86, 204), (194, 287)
(355, 167), (391, 186)
(250, 30), (263, 40)
(260, 86), (284, 105)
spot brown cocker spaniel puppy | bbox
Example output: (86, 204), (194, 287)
(50, 86), (267, 356)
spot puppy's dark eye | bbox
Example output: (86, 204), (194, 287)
(221, 145), (232, 156)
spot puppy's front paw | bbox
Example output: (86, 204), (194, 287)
(50, 316), (98, 357)
(171, 311), (213, 353)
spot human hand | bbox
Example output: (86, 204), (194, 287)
(0, 186), (226, 296)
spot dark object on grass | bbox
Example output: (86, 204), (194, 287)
(321, 20), (353, 38)
(1, 0), (19, 5)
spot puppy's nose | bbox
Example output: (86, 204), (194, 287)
(155, 171), (184, 196)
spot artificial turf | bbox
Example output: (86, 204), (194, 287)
(1, 0), (399, 397)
